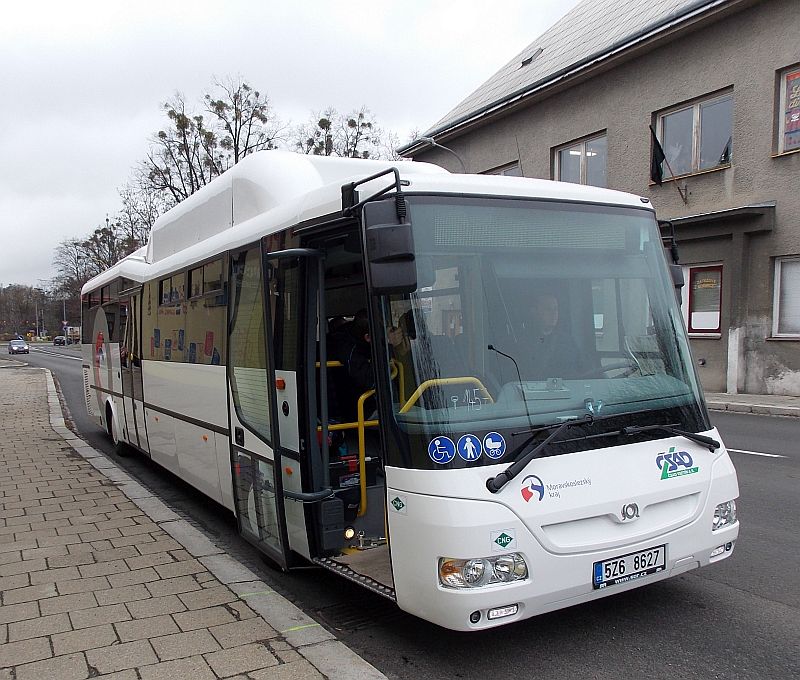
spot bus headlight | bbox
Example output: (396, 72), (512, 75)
(439, 554), (528, 589)
(712, 500), (737, 531)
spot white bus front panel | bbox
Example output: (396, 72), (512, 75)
(386, 431), (739, 631)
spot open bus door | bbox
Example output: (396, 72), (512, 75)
(120, 289), (148, 453)
(228, 244), (339, 569)
(263, 247), (346, 562)
(227, 245), (291, 569)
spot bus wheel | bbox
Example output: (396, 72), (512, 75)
(106, 402), (130, 457)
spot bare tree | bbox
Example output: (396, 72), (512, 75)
(293, 107), (336, 156)
(117, 177), (165, 250)
(80, 218), (131, 274)
(0, 284), (49, 337)
(52, 238), (97, 298)
(376, 129), (409, 162)
(141, 79), (284, 206)
(141, 93), (222, 204)
(205, 76), (283, 164)
(293, 106), (387, 159)
(338, 107), (380, 158)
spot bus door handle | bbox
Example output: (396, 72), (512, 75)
(235, 427), (244, 447)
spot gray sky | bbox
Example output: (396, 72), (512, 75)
(1, 0), (579, 287)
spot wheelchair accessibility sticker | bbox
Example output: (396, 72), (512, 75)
(428, 436), (456, 464)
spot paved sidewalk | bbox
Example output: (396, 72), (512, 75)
(705, 391), (800, 418)
(0, 365), (385, 680)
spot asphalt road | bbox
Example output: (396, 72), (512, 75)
(8, 345), (800, 680)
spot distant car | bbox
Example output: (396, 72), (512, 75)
(54, 336), (66, 345)
(8, 340), (30, 354)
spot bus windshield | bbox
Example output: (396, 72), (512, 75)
(377, 196), (708, 469)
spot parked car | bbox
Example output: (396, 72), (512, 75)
(8, 340), (30, 354)
(53, 336), (66, 345)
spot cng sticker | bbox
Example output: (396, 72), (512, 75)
(390, 495), (407, 514)
(491, 529), (516, 553)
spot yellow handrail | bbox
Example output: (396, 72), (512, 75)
(355, 389), (374, 517)
(315, 362), (396, 518)
(315, 393), (376, 518)
(314, 358), (405, 517)
(398, 377), (494, 414)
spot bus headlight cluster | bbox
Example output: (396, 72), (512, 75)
(712, 500), (737, 531)
(438, 554), (528, 589)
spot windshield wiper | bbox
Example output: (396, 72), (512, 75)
(485, 413), (719, 494)
(486, 415), (595, 493)
(620, 424), (719, 452)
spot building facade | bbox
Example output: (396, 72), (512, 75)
(401, 0), (800, 396)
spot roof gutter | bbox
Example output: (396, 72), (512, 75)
(399, 0), (738, 156)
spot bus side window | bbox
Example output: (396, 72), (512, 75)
(82, 292), (99, 344)
(184, 257), (227, 365)
(229, 248), (271, 441)
(157, 272), (184, 362)
(141, 281), (159, 360)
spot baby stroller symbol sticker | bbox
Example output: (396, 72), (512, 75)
(483, 432), (506, 459)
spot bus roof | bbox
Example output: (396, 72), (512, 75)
(82, 150), (653, 296)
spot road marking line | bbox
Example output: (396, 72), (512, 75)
(31, 348), (82, 361)
(727, 448), (786, 458)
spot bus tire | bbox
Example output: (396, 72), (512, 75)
(106, 402), (131, 457)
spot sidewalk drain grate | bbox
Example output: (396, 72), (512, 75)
(315, 598), (409, 632)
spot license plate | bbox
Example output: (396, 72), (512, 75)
(592, 544), (666, 589)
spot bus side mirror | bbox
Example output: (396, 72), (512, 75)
(670, 264), (684, 304)
(670, 264), (684, 289)
(366, 221), (417, 294)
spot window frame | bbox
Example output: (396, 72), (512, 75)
(483, 162), (523, 177)
(777, 65), (800, 155)
(682, 264), (723, 336)
(656, 92), (733, 180)
(158, 277), (172, 306)
(553, 132), (607, 187)
(772, 255), (800, 338)
(187, 257), (225, 300)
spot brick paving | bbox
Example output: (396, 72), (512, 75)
(0, 365), (384, 680)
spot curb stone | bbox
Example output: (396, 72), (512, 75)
(706, 401), (800, 417)
(40, 367), (387, 680)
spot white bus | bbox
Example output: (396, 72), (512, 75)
(82, 150), (739, 631)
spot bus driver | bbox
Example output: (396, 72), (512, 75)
(526, 293), (590, 379)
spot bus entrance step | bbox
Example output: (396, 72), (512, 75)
(312, 555), (396, 601)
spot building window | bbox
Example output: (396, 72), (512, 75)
(778, 66), (800, 154)
(656, 93), (732, 179)
(484, 162), (522, 176)
(554, 134), (607, 187)
(773, 256), (800, 337)
(681, 265), (722, 335)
